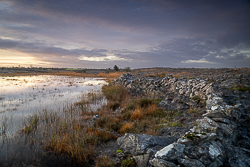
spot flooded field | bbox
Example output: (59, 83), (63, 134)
(0, 75), (106, 133)
(0, 75), (107, 166)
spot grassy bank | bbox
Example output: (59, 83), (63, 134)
(18, 82), (185, 166)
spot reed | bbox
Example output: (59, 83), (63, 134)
(12, 80), (185, 166)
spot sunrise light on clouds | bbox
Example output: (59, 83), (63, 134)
(0, 49), (51, 67)
(0, 0), (250, 68)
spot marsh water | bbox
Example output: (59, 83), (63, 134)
(0, 75), (107, 166)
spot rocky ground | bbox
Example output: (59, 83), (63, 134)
(1, 67), (249, 167)
(111, 68), (250, 167)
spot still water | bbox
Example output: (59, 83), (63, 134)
(0, 75), (107, 137)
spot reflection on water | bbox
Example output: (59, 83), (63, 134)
(0, 75), (107, 136)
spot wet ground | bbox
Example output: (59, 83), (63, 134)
(0, 75), (107, 166)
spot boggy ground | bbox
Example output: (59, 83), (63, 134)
(1, 68), (250, 167)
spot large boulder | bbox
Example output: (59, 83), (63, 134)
(193, 117), (218, 133)
(114, 72), (250, 167)
(117, 133), (175, 167)
(117, 133), (175, 156)
(149, 158), (177, 167)
(154, 143), (185, 161)
(178, 158), (205, 167)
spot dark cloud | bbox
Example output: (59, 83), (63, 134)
(0, 38), (108, 57)
(0, 0), (250, 68)
(3, 0), (249, 36)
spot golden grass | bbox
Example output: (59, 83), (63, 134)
(130, 108), (143, 120)
(95, 154), (116, 167)
(85, 128), (117, 144)
(19, 75), (184, 166)
(95, 84), (182, 136)
(120, 123), (134, 134)
(102, 84), (129, 102)
(96, 71), (126, 78)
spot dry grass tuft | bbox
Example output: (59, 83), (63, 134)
(96, 71), (126, 79)
(120, 123), (134, 134)
(85, 128), (117, 144)
(95, 154), (116, 167)
(144, 104), (165, 117)
(130, 108), (143, 120)
(102, 84), (129, 102)
(19, 79), (185, 166)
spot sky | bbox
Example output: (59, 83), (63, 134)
(0, 0), (250, 68)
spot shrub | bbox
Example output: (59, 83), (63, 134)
(126, 100), (136, 110)
(231, 86), (250, 92)
(144, 104), (165, 118)
(130, 108), (143, 120)
(188, 108), (199, 114)
(102, 84), (129, 102)
(132, 120), (149, 134)
(85, 128), (117, 144)
(95, 155), (116, 167)
(125, 67), (131, 72)
(165, 121), (182, 127)
(108, 101), (120, 111)
(121, 157), (136, 167)
(138, 98), (153, 108)
(120, 123), (134, 134)
(95, 115), (113, 128)
(120, 110), (133, 121)
(95, 116), (123, 132)
(192, 96), (201, 103)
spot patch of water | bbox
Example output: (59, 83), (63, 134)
(0, 75), (108, 166)
(0, 75), (107, 137)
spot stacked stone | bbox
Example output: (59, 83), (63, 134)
(113, 73), (213, 108)
(115, 73), (250, 167)
(150, 92), (250, 167)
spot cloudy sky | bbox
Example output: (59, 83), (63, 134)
(0, 0), (250, 68)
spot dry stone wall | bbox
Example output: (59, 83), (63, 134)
(114, 73), (250, 167)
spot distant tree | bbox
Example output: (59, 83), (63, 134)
(113, 65), (119, 71)
(125, 67), (131, 72)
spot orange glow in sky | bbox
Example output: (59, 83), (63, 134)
(0, 49), (50, 67)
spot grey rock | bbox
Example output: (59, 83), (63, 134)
(178, 158), (205, 167)
(133, 150), (153, 167)
(177, 132), (217, 146)
(155, 143), (185, 161)
(183, 145), (212, 165)
(193, 117), (218, 133)
(158, 127), (190, 139)
(216, 122), (238, 144)
(203, 109), (228, 119)
(113, 72), (250, 167)
(208, 141), (223, 160)
(150, 158), (177, 167)
(206, 96), (224, 109)
(117, 133), (175, 156)
(226, 145), (250, 167)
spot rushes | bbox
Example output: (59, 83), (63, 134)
(22, 107), (97, 164)
(22, 114), (39, 134)
(95, 84), (183, 136)
(102, 84), (129, 102)
(20, 83), (184, 166)
(95, 154), (116, 167)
